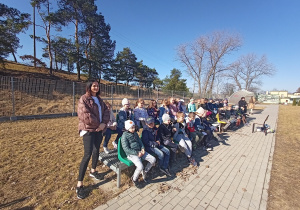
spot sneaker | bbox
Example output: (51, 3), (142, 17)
(178, 145), (186, 153)
(159, 167), (169, 176)
(112, 141), (118, 149)
(206, 147), (213, 151)
(223, 122), (231, 130)
(141, 170), (148, 182)
(103, 147), (110, 154)
(189, 157), (197, 166)
(165, 168), (172, 177)
(76, 186), (86, 199)
(213, 133), (222, 141)
(89, 171), (104, 180)
(131, 178), (142, 188)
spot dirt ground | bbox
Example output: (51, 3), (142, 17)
(267, 105), (300, 210)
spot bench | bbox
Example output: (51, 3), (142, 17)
(98, 138), (134, 188)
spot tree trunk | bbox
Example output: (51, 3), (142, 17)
(33, 4), (36, 68)
(75, 18), (80, 80)
(11, 50), (17, 63)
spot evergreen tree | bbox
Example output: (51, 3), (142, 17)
(80, 12), (115, 80)
(0, 3), (30, 63)
(162, 68), (189, 92)
(135, 61), (158, 87)
(57, 0), (97, 80)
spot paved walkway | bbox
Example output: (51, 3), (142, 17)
(95, 105), (279, 210)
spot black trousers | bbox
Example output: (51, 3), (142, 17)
(78, 131), (103, 181)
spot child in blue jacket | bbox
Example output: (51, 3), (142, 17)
(142, 117), (171, 176)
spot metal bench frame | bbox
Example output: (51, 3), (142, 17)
(98, 150), (130, 188)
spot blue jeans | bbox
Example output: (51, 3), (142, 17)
(154, 145), (170, 170)
(103, 127), (123, 147)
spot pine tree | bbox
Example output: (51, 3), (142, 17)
(0, 3), (30, 62)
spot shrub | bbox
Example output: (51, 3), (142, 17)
(292, 99), (297, 106)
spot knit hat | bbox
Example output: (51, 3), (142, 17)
(146, 117), (154, 124)
(122, 98), (129, 106)
(162, 114), (171, 122)
(125, 120), (135, 130)
(196, 107), (205, 115)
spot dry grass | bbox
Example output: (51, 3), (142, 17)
(0, 117), (133, 210)
(267, 105), (300, 209)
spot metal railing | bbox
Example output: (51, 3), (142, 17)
(0, 75), (195, 121)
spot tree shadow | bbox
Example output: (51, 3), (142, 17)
(0, 197), (32, 209)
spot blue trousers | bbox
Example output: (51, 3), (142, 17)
(154, 145), (170, 170)
(103, 127), (123, 147)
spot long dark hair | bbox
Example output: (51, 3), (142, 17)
(86, 80), (100, 96)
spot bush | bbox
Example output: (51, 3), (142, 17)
(292, 99), (297, 106)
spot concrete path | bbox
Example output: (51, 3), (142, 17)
(95, 105), (279, 210)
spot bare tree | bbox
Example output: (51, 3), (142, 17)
(176, 31), (242, 96)
(227, 53), (276, 91)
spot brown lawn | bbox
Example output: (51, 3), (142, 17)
(267, 105), (300, 210)
(0, 117), (132, 210)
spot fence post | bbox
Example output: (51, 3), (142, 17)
(111, 85), (113, 109)
(72, 82), (77, 116)
(10, 77), (17, 121)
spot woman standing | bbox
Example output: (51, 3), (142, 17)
(248, 96), (256, 115)
(76, 80), (110, 199)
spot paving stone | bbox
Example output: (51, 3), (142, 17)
(189, 197), (201, 208)
(206, 205), (216, 210)
(210, 197), (221, 208)
(94, 105), (279, 210)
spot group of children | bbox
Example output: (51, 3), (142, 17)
(102, 97), (225, 188)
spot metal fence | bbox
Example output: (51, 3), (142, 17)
(0, 75), (194, 121)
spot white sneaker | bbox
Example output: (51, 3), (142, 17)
(112, 141), (118, 149)
(103, 147), (110, 154)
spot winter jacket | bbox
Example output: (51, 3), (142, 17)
(147, 107), (159, 119)
(121, 131), (144, 156)
(117, 107), (134, 130)
(238, 100), (247, 110)
(173, 121), (189, 141)
(158, 123), (175, 145)
(77, 93), (110, 133)
(159, 105), (169, 118)
(133, 107), (148, 125)
(188, 103), (197, 113)
(168, 104), (179, 118)
(185, 117), (203, 132)
(107, 109), (117, 127)
(142, 127), (160, 154)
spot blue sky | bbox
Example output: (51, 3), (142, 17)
(3, 0), (300, 93)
